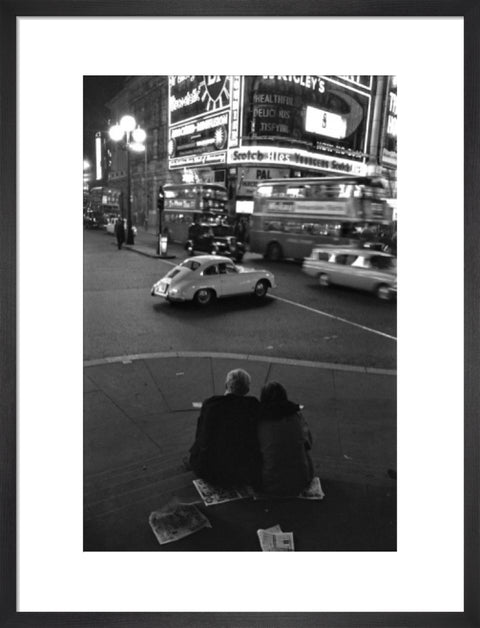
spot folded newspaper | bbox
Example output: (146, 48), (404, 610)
(193, 478), (252, 506)
(149, 500), (211, 545)
(257, 524), (295, 551)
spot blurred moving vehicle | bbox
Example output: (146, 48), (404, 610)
(151, 255), (276, 306)
(250, 175), (395, 261)
(186, 223), (245, 262)
(302, 246), (397, 300)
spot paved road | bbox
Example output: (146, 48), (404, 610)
(83, 229), (396, 369)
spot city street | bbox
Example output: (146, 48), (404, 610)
(83, 227), (396, 551)
(84, 229), (396, 369)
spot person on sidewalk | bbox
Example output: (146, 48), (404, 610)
(256, 381), (314, 496)
(188, 369), (261, 488)
(115, 217), (126, 250)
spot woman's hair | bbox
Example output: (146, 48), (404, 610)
(225, 369), (251, 396)
(260, 381), (288, 404)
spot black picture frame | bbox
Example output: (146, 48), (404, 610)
(1, 1), (478, 627)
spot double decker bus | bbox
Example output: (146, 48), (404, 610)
(250, 176), (395, 261)
(84, 186), (121, 228)
(160, 183), (229, 243)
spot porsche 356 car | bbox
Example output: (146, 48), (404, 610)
(151, 255), (276, 305)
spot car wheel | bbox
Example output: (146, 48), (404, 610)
(254, 280), (269, 298)
(318, 273), (330, 287)
(265, 242), (282, 262)
(376, 284), (392, 301)
(194, 288), (215, 306)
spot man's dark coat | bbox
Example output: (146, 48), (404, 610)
(189, 394), (260, 487)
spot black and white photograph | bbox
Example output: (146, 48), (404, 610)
(83, 75), (398, 552)
(5, 9), (475, 625)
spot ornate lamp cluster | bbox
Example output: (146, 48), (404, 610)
(109, 115), (146, 244)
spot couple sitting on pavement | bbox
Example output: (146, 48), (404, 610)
(188, 369), (314, 496)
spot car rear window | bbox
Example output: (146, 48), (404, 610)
(180, 260), (201, 271)
(213, 226), (233, 236)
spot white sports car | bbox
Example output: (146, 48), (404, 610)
(151, 255), (276, 305)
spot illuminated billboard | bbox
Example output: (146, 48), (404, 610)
(242, 76), (371, 162)
(381, 76), (397, 167)
(168, 75), (374, 175)
(168, 76), (231, 168)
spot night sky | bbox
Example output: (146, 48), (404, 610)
(83, 76), (128, 164)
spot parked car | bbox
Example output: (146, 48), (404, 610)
(302, 247), (397, 300)
(151, 255), (276, 305)
(186, 223), (245, 262)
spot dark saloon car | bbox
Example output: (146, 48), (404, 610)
(185, 223), (245, 262)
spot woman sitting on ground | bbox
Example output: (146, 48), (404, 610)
(257, 381), (314, 496)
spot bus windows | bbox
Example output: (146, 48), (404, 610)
(250, 176), (395, 261)
(286, 185), (307, 198)
(257, 185), (274, 197)
(264, 220), (283, 232)
(161, 183), (228, 244)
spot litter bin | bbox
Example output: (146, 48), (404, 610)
(160, 236), (168, 256)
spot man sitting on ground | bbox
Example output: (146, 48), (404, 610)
(189, 369), (260, 488)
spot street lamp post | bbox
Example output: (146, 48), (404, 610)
(109, 115), (146, 245)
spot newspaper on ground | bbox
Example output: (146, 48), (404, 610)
(298, 476), (325, 500)
(149, 499), (211, 545)
(257, 524), (295, 551)
(193, 478), (252, 506)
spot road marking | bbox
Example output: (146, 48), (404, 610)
(84, 351), (396, 374)
(271, 295), (397, 341)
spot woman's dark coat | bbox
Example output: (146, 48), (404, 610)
(257, 400), (314, 496)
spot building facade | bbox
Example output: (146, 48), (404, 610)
(106, 76), (170, 228)
(105, 75), (397, 229)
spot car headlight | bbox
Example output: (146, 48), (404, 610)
(168, 288), (178, 295)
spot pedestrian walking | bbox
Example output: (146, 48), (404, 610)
(115, 217), (125, 250)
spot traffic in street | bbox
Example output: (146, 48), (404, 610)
(84, 229), (396, 369)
